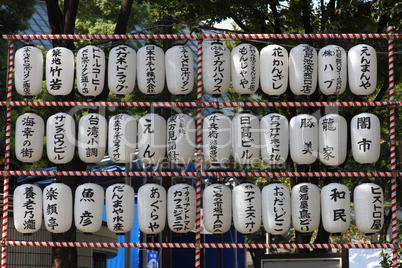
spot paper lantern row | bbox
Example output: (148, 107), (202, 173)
(15, 111), (380, 167)
(14, 182), (383, 236)
(14, 43), (376, 98)
(15, 112), (195, 165)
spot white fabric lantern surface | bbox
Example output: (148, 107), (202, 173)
(350, 113), (380, 164)
(74, 183), (104, 233)
(137, 44), (165, 95)
(348, 44), (377, 96)
(260, 44), (288, 97)
(203, 112), (231, 164)
(232, 113), (260, 165)
(78, 113), (107, 164)
(203, 184), (232, 234)
(289, 114), (318, 165)
(105, 183), (135, 233)
(166, 114), (195, 165)
(46, 112), (76, 164)
(108, 113), (137, 164)
(165, 45), (194, 95)
(46, 47), (74, 96)
(318, 45), (347, 96)
(13, 184), (43, 234)
(354, 182), (384, 234)
(291, 182), (320, 233)
(262, 183), (291, 235)
(318, 114), (347, 167)
(15, 46), (43, 97)
(108, 45), (136, 96)
(289, 44), (317, 96)
(76, 45), (106, 97)
(43, 183), (72, 233)
(203, 42), (231, 96)
(15, 112), (44, 163)
(231, 43), (260, 95)
(167, 183), (196, 233)
(232, 183), (261, 234)
(138, 113), (166, 165)
(321, 183), (350, 233)
(137, 183), (166, 234)
(260, 113), (289, 165)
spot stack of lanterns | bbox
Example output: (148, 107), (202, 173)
(14, 43), (377, 98)
(13, 181), (384, 236)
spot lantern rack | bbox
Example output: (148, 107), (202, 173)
(1, 30), (400, 268)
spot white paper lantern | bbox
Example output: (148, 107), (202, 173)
(138, 113), (166, 165)
(105, 183), (135, 233)
(137, 44), (165, 95)
(231, 43), (260, 95)
(14, 46), (43, 97)
(46, 47), (74, 96)
(76, 45), (106, 97)
(165, 45), (194, 95)
(318, 45), (347, 96)
(289, 114), (318, 165)
(350, 113), (380, 164)
(291, 182), (320, 233)
(260, 113), (289, 165)
(348, 44), (377, 96)
(15, 112), (44, 163)
(232, 113), (260, 165)
(203, 112), (231, 165)
(13, 184), (43, 234)
(78, 113), (107, 164)
(166, 114), (195, 165)
(354, 182), (384, 234)
(203, 42), (231, 96)
(108, 114), (137, 164)
(289, 44), (317, 96)
(321, 183), (350, 233)
(260, 44), (288, 97)
(167, 183), (196, 233)
(43, 183), (72, 233)
(262, 183), (291, 235)
(318, 114), (347, 167)
(74, 183), (104, 233)
(46, 112), (76, 164)
(203, 184), (232, 234)
(232, 183), (261, 234)
(137, 183), (166, 234)
(108, 45), (136, 96)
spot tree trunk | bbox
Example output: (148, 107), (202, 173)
(301, 0), (313, 33)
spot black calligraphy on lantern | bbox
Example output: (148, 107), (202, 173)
(179, 46), (191, 92)
(207, 114), (220, 162)
(302, 45), (315, 94)
(111, 185), (125, 232)
(240, 116), (254, 160)
(211, 185), (225, 233)
(49, 48), (63, 91)
(271, 47), (286, 91)
(22, 47), (33, 95)
(268, 115), (282, 162)
(321, 47), (344, 94)
(78, 187), (96, 227)
(22, 186), (38, 230)
(243, 185), (257, 232)
(356, 116), (372, 152)
(329, 187), (347, 222)
(45, 187), (59, 230)
(52, 114), (67, 161)
(370, 186), (383, 230)
(238, 45), (257, 92)
(298, 185), (311, 231)
(167, 115), (184, 162)
(20, 115), (36, 159)
(144, 46), (157, 94)
(112, 115), (123, 161)
(171, 186), (192, 232)
(79, 46), (102, 94)
(148, 186), (163, 232)
(85, 115), (100, 158)
(359, 46), (372, 90)
(272, 185), (288, 232)
(113, 46), (130, 92)
(210, 45), (226, 93)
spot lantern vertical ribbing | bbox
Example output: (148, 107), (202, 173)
(387, 26), (399, 268)
(2, 40), (14, 268)
(195, 40), (203, 268)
